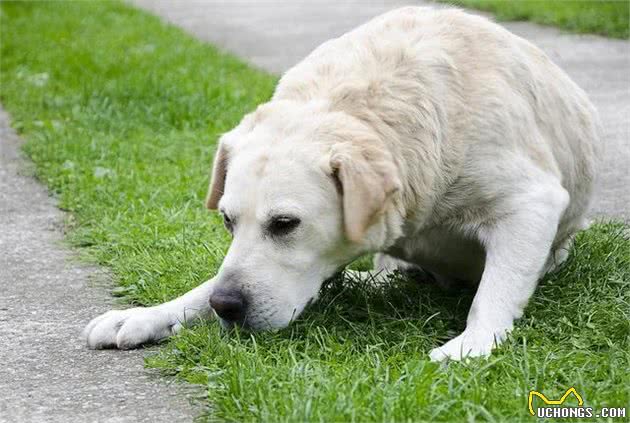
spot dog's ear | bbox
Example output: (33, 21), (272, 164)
(330, 142), (401, 243)
(205, 141), (229, 210)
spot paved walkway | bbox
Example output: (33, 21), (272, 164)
(134, 0), (630, 220)
(0, 109), (201, 422)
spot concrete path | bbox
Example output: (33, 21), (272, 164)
(0, 109), (201, 422)
(134, 0), (630, 220)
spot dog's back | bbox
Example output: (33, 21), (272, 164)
(275, 7), (600, 235)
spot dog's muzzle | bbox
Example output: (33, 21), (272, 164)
(209, 288), (247, 323)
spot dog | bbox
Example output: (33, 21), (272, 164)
(84, 7), (600, 361)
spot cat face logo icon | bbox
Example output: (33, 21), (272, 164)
(528, 387), (584, 416)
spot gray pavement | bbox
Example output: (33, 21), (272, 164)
(134, 0), (630, 220)
(0, 109), (202, 422)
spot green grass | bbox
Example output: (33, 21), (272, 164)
(442, 0), (629, 38)
(1, 2), (629, 422)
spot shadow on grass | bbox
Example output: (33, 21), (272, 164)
(288, 271), (474, 346)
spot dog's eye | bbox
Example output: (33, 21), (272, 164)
(222, 214), (234, 233)
(268, 216), (300, 236)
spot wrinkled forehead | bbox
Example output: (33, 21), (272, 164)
(220, 146), (331, 218)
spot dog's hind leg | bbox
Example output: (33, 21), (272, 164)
(344, 254), (406, 286)
(543, 217), (589, 275)
(346, 254), (429, 286)
(374, 253), (422, 275)
(542, 234), (574, 275)
(376, 254), (462, 289)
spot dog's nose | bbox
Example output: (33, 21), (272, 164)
(209, 289), (246, 322)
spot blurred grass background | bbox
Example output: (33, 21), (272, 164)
(443, 0), (629, 38)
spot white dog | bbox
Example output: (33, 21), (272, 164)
(84, 7), (599, 361)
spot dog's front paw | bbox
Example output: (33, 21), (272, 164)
(83, 307), (179, 349)
(429, 328), (505, 362)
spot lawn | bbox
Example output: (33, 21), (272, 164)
(1, 2), (629, 422)
(443, 0), (629, 38)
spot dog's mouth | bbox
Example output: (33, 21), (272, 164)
(217, 316), (239, 330)
(215, 295), (318, 332)
(215, 311), (280, 332)
(213, 308), (254, 331)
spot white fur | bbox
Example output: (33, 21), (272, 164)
(83, 278), (216, 349)
(84, 7), (599, 360)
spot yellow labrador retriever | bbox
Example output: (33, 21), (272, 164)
(84, 7), (599, 361)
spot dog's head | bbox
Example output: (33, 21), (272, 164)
(206, 101), (401, 330)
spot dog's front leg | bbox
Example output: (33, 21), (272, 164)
(84, 277), (217, 349)
(429, 184), (569, 361)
